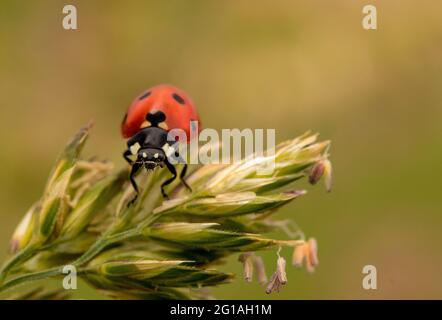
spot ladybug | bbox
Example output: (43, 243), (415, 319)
(121, 84), (201, 202)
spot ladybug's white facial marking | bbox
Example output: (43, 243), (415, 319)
(140, 119), (167, 130)
(130, 142), (141, 155)
(142, 152), (147, 158)
(140, 120), (151, 129)
(158, 122), (169, 130)
(154, 153), (159, 159)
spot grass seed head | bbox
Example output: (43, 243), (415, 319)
(1, 127), (331, 299)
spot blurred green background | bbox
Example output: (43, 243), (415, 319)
(1, 0), (441, 299)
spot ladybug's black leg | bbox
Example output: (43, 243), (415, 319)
(180, 164), (192, 192)
(172, 149), (192, 193)
(123, 149), (134, 164)
(161, 160), (178, 199)
(128, 162), (142, 205)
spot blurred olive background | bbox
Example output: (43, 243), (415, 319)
(1, 0), (441, 299)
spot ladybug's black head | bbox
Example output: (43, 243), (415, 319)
(137, 147), (166, 170)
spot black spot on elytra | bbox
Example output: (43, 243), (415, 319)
(172, 93), (185, 105)
(139, 91), (151, 100)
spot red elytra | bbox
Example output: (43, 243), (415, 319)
(121, 84), (201, 141)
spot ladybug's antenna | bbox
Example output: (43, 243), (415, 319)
(146, 111), (166, 127)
